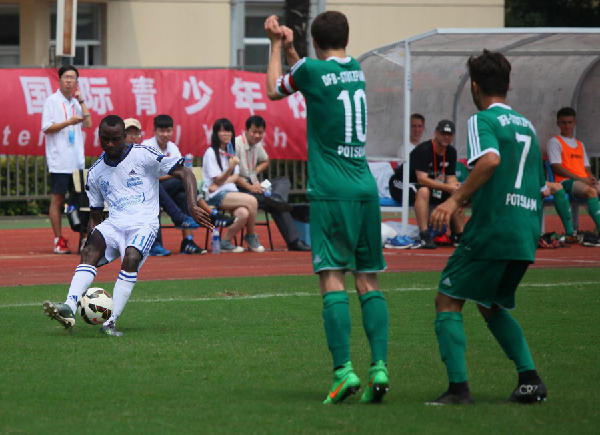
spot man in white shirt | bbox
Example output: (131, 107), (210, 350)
(43, 115), (212, 336)
(396, 113), (425, 159)
(41, 65), (93, 254)
(547, 106), (600, 246)
(141, 115), (205, 254)
(234, 115), (310, 251)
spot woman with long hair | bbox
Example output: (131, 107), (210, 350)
(201, 118), (264, 253)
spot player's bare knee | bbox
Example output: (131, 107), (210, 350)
(80, 245), (102, 266)
(435, 291), (463, 313)
(122, 247), (142, 271)
(354, 272), (378, 294)
(477, 303), (501, 318)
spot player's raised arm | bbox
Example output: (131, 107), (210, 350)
(265, 15), (286, 101)
(280, 25), (300, 67)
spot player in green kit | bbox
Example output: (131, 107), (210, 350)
(429, 50), (548, 405)
(265, 12), (389, 404)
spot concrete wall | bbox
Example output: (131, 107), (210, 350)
(15, 0), (505, 67)
(105, 0), (231, 67)
(18, 0), (50, 65)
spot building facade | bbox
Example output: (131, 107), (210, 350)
(1, 0), (504, 69)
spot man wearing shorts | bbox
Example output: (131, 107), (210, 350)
(429, 50), (548, 405)
(41, 65), (93, 254)
(547, 106), (600, 247)
(43, 115), (211, 336)
(265, 11), (389, 404)
(389, 119), (465, 248)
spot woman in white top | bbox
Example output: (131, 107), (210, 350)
(202, 118), (265, 253)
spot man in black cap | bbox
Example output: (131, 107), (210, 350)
(389, 119), (465, 249)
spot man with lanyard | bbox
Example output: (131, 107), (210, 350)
(234, 115), (311, 251)
(403, 119), (464, 249)
(42, 65), (93, 254)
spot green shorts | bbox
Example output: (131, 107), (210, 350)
(560, 179), (577, 198)
(438, 252), (531, 309)
(309, 199), (386, 274)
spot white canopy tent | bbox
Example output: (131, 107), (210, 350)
(358, 28), (600, 234)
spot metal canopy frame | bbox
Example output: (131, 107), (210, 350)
(358, 28), (600, 235)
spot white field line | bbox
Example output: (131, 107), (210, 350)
(384, 252), (600, 265)
(1, 281), (597, 309)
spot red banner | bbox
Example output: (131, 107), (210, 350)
(1, 69), (308, 160)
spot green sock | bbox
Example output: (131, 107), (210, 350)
(322, 291), (352, 369)
(435, 311), (468, 383)
(553, 189), (574, 235)
(485, 309), (535, 372)
(359, 291), (389, 364)
(587, 196), (600, 232)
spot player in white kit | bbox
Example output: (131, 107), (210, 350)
(43, 115), (212, 336)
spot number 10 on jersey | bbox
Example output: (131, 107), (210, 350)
(337, 89), (367, 144)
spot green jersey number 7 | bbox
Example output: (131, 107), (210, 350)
(514, 133), (531, 189)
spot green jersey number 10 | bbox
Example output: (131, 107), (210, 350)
(337, 89), (367, 144)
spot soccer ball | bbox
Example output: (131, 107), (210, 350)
(79, 287), (114, 325)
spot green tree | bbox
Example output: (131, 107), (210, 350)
(506, 0), (600, 27)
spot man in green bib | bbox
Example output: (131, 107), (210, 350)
(429, 50), (547, 405)
(265, 11), (389, 404)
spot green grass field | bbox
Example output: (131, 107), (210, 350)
(1, 268), (598, 434)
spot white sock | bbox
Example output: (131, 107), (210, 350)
(104, 270), (137, 326)
(65, 264), (97, 313)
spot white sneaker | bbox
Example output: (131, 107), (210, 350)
(244, 233), (265, 253)
(220, 239), (244, 253)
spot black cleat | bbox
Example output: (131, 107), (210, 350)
(508, 381), (547, 404)
(427, 389), (475, 405)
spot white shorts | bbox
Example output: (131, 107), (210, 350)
(93, 220), (156, 270)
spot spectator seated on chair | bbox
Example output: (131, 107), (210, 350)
(201, 118), (265, 253)
(234, 115), (310, 252)
(388, 120), (465, 249)
(140, 115), (205, 255)
(396, 113), (426, 161)
(546, 106), (600, 247)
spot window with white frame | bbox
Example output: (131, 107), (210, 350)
(242, 2), (284, 72)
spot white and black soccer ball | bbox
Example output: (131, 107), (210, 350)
(79, 287), (114, 325)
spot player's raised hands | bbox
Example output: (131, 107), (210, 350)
(280, 25), (294, 50)
(264, 15), (282, 41)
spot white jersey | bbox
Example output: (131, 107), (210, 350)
(202, 146), (239, 200)
(86, 144), (183, 231)
(141, 137), (182, 158)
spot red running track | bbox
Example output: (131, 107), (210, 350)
(0, 215), (598, 287)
